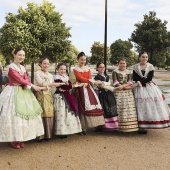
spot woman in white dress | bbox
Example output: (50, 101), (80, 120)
(132, 51), (170, 133)
(53, 63), (82, 138)
(0, 47), (44, 149)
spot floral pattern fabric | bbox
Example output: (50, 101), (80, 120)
(0, 86), (44, 142)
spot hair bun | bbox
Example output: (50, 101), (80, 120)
(77, 52), (85, 59)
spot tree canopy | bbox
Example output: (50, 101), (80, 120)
(110, 39), (137, 66)
(0, 52), (6, 66)
(61, 44), (79, 66)
(90, 41), (110, 64)
(0, 0), (71, 64)
(131, 11), (170, 63)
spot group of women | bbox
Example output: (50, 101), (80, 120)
(0, 47), (169, 149)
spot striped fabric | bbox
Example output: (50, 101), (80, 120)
(102, 117), (119, 130)
(115, 90), (139, 132)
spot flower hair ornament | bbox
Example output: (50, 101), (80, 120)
(12, 49), (15, 55)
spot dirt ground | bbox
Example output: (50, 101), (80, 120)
(0, 70), (170, 170)
(0, 129), (170, 170)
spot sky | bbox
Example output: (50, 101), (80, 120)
(0, 0), (170, 55)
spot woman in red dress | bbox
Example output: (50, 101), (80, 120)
(73, 52), (104, 134)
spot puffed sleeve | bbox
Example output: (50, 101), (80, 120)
(127, 73), (133, 84)
(112, 71), (119, 86)
(34, 71), (52, 87)
(34, 71), (43, 86)
(73, 69), (91, 83)
(8, 68), (31, 86)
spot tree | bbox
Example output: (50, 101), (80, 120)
(131, 11), (170, 63)
(110, 39), (137, 66)
(0, 52), (6, 67)
(61, 44), (79, 71)
(165, 48), (170, 68)
(90, 41), (110, 64)
(152, 52), (166, 69)
(0, 1), (71, 82)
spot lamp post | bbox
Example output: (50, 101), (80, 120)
(166, 46), (170, 69)
(104, 0), (107, 73)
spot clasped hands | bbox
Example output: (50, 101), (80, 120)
(13, 82), (42, 91)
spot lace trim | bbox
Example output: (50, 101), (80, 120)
(113, 80), (119, 86)
(83, 85), (102, 111)
(133, 63), (155, 78)
(36, 70), (53, 84)
(54, 74), (69, 82)
(7, 63), (26, 75)
(74, 66), (90, 72)
(114, 69), (131, 74)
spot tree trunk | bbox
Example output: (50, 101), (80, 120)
(150, 51), (153, 63)
(31, 62), (34, 83)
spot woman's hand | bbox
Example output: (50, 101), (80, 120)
(13, 82), (21, 86)
(123, 86), (132, 90)
(117, 85), (124, 90)
(59, 88), (65, 92)
(114, 86), (119, 90)
(84, 83), (88, 88)
(74, 82), (84, 87)
(122, 84), (132, 90)
(131, 83), (138, 88)
(55, 82), (65, 87)
(39, 86), (48, 91)
(31, 84), (41, 91)
(94, 81), (102, 86)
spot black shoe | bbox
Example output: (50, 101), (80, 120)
(94, 126), (103, 132)
(44, 138), (50, 141)
(79, 131), (87, 136)
(138, 129), (148, 134)
(37, 139), (43, 142)
(82, 131), (87, 135)
(58, 135), (68, 139)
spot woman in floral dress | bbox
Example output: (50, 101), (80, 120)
(112, 58), (138, 132)
(0, 47), (44, 149)
(35, 58), (64, 140)
(53, 63), (82, 138)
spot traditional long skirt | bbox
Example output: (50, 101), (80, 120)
(0, 86), (44, 142)
(114, 89), (138, 132)
(53, 94), (82, 135)
(133, 83), (170, 129)
(36, 91), (54, 140)
(98, 89), (118, 130)
(75, 86), (105, 131)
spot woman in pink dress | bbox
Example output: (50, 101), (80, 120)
(0, 47), (44, 149)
